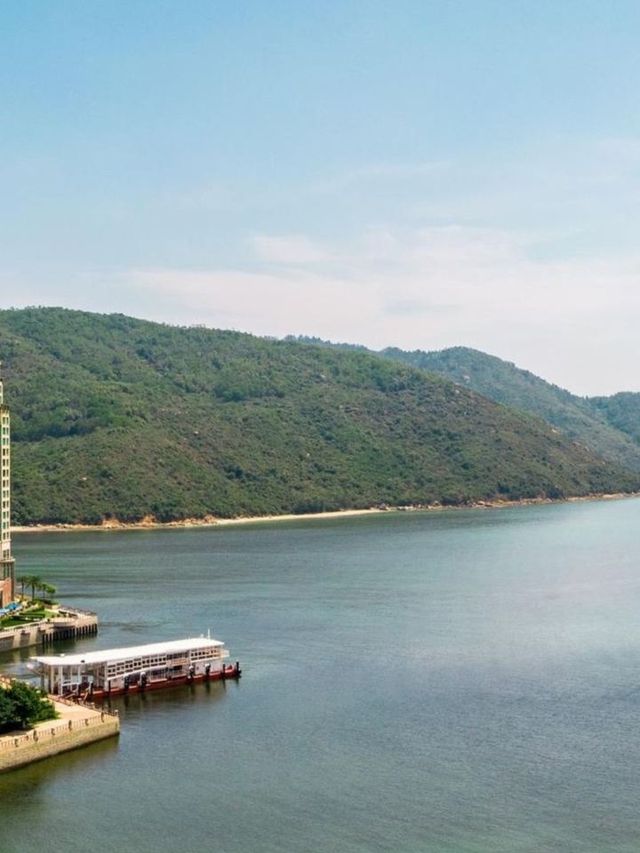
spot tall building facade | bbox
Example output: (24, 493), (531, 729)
(0, 372), (15, 605)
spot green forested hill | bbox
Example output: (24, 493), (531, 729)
(379, 346), (640, 472)
(589, 392), (640, 446)
(1, 308), (637, 526)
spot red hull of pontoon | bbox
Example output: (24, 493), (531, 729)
(64, 664), (242, 701)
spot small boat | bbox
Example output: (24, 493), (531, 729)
(30, 637), (241, 700)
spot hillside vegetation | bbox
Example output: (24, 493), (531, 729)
(1, 308), (637, 526)
(289, 338), (640, 470)
(377, 347), (640, 472)
(589, 393), (640, 446)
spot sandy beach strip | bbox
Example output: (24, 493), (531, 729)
(12, 507), (387, 534)
(10, 492), (639, 535)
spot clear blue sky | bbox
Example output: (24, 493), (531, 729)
(2, 1), (639, 394)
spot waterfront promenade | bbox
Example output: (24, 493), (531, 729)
(0, 606), (98, 652)
(0, 691), (119, 772)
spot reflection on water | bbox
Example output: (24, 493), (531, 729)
(0, 735), (120, 799)
(103, 678), (235, 717)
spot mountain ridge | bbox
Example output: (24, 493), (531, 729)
(288, 336), (640, 472)
(1, 307), (638, 526)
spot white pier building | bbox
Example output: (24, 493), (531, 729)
(31, 636), (240, 698)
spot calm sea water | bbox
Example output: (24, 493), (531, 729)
(2, 499), (640, 852)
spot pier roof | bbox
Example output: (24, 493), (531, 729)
(31, 637), (224, 667)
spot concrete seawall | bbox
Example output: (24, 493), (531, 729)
(0, 700), (119, 772)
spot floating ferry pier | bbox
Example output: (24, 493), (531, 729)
(31, 637), (241, 700)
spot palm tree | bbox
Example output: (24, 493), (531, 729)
(40, 583), (56, 604)
(18, 575), (37, 602)
(28, 576), (42, 602)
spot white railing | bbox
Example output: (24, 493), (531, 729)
(57, 607), (97, 618)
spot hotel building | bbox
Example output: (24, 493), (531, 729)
(0, 371), (15, 605)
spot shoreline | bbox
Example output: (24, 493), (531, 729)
(11, 492), (639, 535)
